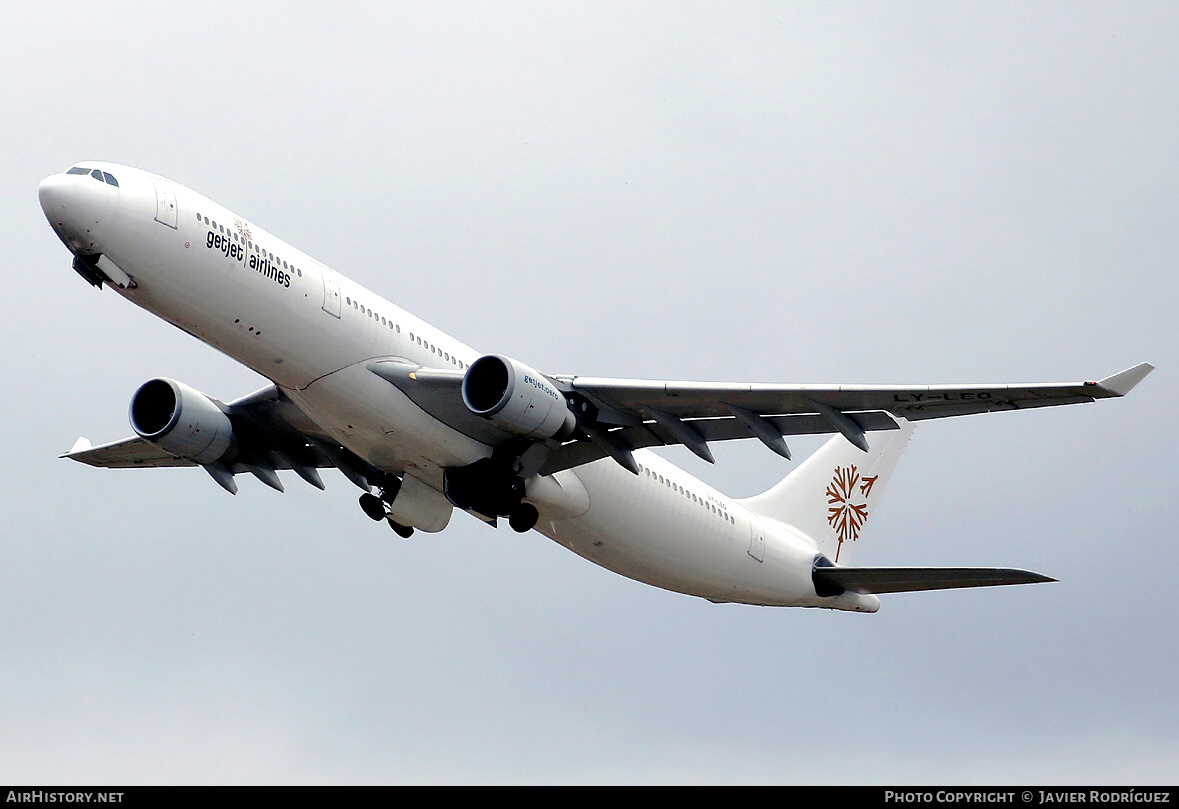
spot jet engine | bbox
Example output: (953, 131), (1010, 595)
(461, 355), (576, 440)
(129, 378), (236, 465)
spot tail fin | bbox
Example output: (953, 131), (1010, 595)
(738, 419), (915, 564)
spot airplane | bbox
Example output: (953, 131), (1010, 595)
(38, 161), (1153, 613)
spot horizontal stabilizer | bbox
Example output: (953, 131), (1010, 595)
(813, 565), (1055, 595)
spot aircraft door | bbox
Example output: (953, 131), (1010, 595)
(321, 270), (342, 318)
(152, 180), (178, 229)
(748, 515), (765, 563)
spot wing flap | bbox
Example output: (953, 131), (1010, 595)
(536, 410), (901, 475)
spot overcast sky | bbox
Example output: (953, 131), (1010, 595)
(2, 2), (1176, 784)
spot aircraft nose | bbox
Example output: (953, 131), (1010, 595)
(40, 169), (111, 254)
(38, 173), (72, 218)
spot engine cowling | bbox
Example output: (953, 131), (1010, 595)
(129, 378), (235, 465)
(461, 355), (576, 440)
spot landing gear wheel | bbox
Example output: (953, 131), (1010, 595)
(508, 503), (539, 533)
(359, 492), (386, 521)
(388, 519), (414, 539)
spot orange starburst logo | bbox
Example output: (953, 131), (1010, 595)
(826, 466), (879, 561)
(234, 218), (252, 242)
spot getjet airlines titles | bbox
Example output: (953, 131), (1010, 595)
(38, 162), (1153, 612)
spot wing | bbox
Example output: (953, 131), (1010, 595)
(366, 360), (1152, 474)
(62, 435), (196, 468)
(365, 359), (1151, 475)
(60, 385), (377, 494)
(534, 362), (1153, 474)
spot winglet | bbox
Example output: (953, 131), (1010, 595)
(63, 436), (92, 458)
(1095, 363), (1154, 396)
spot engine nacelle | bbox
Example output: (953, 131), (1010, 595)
(461, 355), (576, 440)
(129, 378), (235, 465)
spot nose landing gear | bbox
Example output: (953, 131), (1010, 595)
(387, 520), (414, 539)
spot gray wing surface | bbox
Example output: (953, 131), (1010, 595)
(559, 362), (1153, 421)
(535, 363), (1153, 474)
(62, 436), (195, 468)
(59, 386), (372, 492)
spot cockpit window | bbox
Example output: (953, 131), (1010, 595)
(67, 166), (90, 175)
(90, 169), (104, 181)
(102, 172), (118, 187)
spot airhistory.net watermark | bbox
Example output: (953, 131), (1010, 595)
(6, 793), (123, 803)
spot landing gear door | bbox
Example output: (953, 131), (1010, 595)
(748, 516), (765, 563)
(152, 180), (178, 229)
(320, 268), (342, 318)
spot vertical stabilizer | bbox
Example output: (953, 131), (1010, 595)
(738, 420), (915, 564)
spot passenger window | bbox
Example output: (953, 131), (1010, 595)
(204, 217), (209, 225)
(102, 172), (118, 187)
(196, 212), (202, 221)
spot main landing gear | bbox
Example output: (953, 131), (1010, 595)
(444, 454), (540, 534)
(508, 503), (539, 533)
(359, 492), (385, 521)
(358, 479), (415, 539)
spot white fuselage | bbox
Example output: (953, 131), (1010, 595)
(40, 162), (867, 610)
